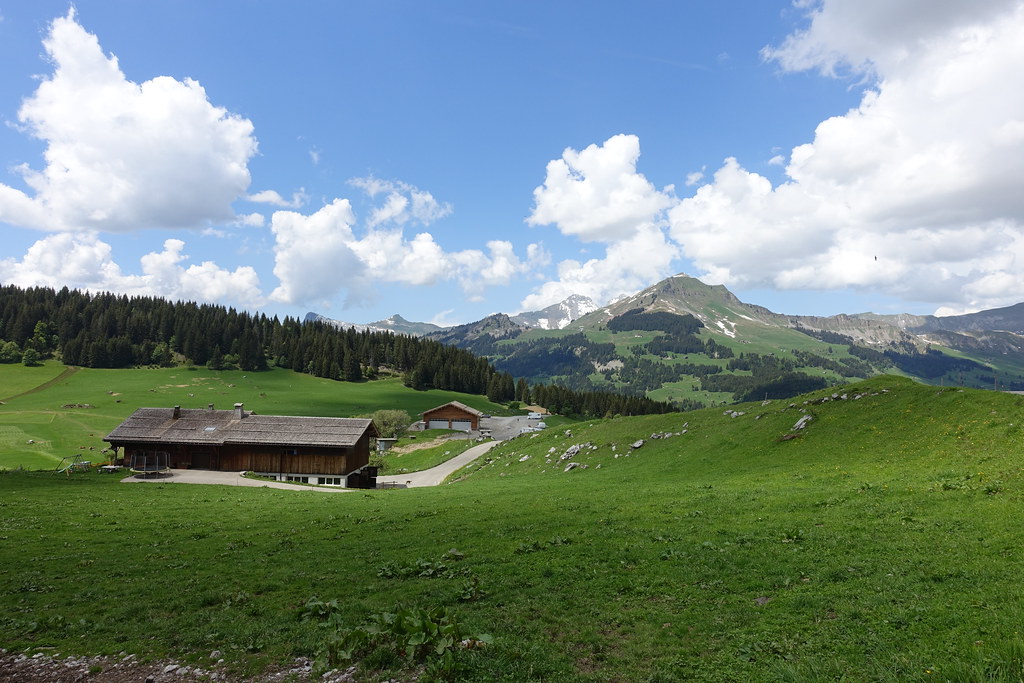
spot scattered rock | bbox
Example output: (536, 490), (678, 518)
(560, 443), (592, 461)
(631, 439), (645, 449)
(792, 415), (813, 431)
(754, 596), (772, 606)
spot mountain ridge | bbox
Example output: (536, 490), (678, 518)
(307, 273), (1024, 404)
(308, 273), (1024, 355)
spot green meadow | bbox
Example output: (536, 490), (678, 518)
(0, 363), (510, 471)
(2, 368), (1024, 681)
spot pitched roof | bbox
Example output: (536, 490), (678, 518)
(421, 401), (484, 418)
(104, 407), (377, 449)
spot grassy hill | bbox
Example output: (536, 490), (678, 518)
(2, 374), (1024, 680)
(0, 363), (512, 471)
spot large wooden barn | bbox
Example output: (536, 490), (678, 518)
(421, 401), (484, 432)
(104, 403), (377, 486)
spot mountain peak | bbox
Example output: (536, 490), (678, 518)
(512, 295), (598, 330)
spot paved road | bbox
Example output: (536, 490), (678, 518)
(377, 439), (500, 488)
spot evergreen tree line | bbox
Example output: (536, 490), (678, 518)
(492, 333), (616, 378)
(0, 285), (676, 418)
(790, 349), (874, 378)
(607, 309), (704, 336)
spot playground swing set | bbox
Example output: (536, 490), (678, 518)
(53, 454), (92, 476)
(53, 450), (171, 477)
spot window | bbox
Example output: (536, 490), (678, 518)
(319, 477), (343, 486)
(282, 448), (299, 456)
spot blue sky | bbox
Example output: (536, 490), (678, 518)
(2, 1), (1023, 325)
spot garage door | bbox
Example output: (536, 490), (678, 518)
(428, 419), (449, 430)
(451, 419), (472, 432)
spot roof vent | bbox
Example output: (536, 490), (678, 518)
(208, 403), (215, 411)
(234, 403), (244, 419)
(172, 405), (181, 419)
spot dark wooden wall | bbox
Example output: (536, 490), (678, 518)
(116, 438), (371, 475)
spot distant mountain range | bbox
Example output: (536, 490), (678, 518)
(304, 312), (444, 337)
(309, 273), (1024, 404)
(306, 293), (598, 336)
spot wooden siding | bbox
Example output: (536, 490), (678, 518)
(119, 440), (369, 476)
(421, 405), (480, 431)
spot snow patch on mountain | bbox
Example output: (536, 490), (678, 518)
(513, 295), (598, 330)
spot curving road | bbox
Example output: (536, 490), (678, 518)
(376, 439), (499, 488)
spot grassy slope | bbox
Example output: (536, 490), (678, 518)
(2, 375), (1024, 681)
(376, 432), (480, 475)
(0, 363), (509, 470)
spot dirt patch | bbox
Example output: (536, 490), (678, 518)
(388, 436), (453, 455)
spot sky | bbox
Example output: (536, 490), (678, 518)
(1, 1), (1023, 326)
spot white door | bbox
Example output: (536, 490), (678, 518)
(428, 419), (449, 429)
(451, 419), (472, 432)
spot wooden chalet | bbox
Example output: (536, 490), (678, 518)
(421, 401), (484, 432)
(104, 403), (377, 484)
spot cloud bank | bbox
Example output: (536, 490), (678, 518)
(525, 1), (1024, 315)
(268, 183), (546, 308)
(5, 3), (1024, 319)
(0, 11), (542, 312)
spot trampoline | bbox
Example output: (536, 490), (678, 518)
(129, 451), (171, 478)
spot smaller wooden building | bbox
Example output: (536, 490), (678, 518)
(421, 401), (484, 432)
(104, 403), (377, 485)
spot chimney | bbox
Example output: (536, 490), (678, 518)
(172, 405), (181, 419)
(234, 403), (244, 419)
(208, 403), (215, 411)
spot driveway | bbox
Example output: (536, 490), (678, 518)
(479, 415), (542, 440)
(377, 439), (499, 488)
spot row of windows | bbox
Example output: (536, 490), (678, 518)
(279, 475), (346, 486)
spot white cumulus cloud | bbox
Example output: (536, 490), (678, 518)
(523, 134), (678, 309)
(0, 233), (263, 308)
(246, 189), (308, 209)
(669, 0), (1024, 312)
(0, 9), (257, 234)
(269, 199), (366, 306)
(349, 177), (453, 228)
(527, 134), (674, 242)
(268, 196), (545, 307)
(520, 225), (679, 311)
